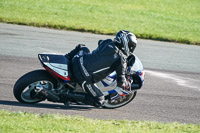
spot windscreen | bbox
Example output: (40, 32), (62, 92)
(130, 55), (143, 73)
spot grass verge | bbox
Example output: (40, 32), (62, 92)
(0, 0), (200, 45)
(0, 110), (199, 133)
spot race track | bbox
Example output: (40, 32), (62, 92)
(0, 23), (200, 124)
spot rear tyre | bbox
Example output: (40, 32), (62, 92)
(13, 70), (57, 104)
(103, 91), (137, 109)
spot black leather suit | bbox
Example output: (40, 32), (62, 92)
(66, 39), (127, 106)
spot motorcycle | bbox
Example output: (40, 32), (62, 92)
(13, 53), (144, 109)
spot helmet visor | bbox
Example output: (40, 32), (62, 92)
(129, 43), (135, 53)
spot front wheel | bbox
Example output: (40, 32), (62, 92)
(103, 91), (137, 109)
(13, 70), (57, 104)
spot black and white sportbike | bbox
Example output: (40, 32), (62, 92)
(13, 53), (144, 109)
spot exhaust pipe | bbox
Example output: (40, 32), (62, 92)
(36, 85), (60, 102)
(64, 92), (85, 101)
(64, 92), (95, 106)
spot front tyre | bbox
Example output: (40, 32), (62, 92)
(13, 70), (57, 104)
(103, 91), (137, 109)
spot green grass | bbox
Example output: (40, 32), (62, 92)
(0, 0), (200, 45)
(0, 110), (199, 133)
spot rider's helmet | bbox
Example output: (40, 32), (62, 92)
(114, 30), (137, 56)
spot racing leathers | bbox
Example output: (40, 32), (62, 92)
(65, 39), (128, 107)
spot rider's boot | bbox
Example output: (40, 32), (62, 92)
(94, 95), (105, 108)
(83, 83), (105, 108)
(83, 94), (105, 108)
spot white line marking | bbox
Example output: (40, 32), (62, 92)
(145, 70), (200, 91)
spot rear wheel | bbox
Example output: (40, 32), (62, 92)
(103, 91), (137, 109)
(13, 70), (57, 104)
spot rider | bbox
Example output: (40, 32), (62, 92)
(65, 30), (137, 107)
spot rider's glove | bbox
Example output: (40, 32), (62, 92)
(77, 44), (86, 48)
(122, 80), (131, 91)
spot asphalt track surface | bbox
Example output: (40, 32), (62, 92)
(0, 23), (200, 124)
